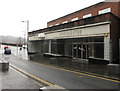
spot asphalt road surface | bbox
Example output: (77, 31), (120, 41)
(0, 45), (119, 90)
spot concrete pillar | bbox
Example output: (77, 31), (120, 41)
(104, 35), (110, 60)
(49, 40), (51, 53)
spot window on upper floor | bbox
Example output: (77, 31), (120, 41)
(62, 21), (68, 24)
(71, 17), (78, 21)
(98, 8), (111, 15)
(48, 25), (53, 27)
(55, 23), (59, 26)
(83, 14), (92, 18)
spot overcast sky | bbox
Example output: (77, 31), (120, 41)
(0, 0), (104, 37)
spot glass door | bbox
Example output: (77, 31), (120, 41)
(82, 44), (89, 59)
(73, 44), (77, 58)
(73, 43), (89, 59)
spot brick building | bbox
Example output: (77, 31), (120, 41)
(28, 1), (120, 63)
(47, 1), (120, 27)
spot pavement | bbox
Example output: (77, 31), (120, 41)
(0, 64), (41, 90)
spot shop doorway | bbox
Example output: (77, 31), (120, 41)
(73, 44), (89, 59)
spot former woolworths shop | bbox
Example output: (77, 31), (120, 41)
(28, 1), (120, 63)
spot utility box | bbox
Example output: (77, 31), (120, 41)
(0, 59), (9, 71)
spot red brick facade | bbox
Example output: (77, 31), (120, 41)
(47, 1), (120, 27)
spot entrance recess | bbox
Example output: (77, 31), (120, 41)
(73, 44), (89, 59)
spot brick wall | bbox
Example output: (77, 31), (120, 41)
(47, 2), (120, 27)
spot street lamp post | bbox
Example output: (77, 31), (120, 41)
(22, 20), (29, 50)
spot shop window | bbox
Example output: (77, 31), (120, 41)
(88, 37), (104, 59)
(94, 43), (104, 58)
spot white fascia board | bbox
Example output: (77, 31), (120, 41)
(38, 33), (45, 38)
(44, 21), (110, 34)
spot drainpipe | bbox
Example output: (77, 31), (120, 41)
(119, 39), (120, 60)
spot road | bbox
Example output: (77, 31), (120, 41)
(0, 45), (120, 90)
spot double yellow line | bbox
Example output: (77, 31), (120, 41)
(1, 57), (120, 85)
(32, 62), (120, 83)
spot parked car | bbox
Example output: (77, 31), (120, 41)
(4, 48), (11, 54)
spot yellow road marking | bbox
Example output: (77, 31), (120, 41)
(77, 76), (84, 78)
(0, 57), (53, 86)
(1, 57), (120, 83)
(32, 62), (120, 83)
(51, 66), (120, 83)
(9, 64), (53, 86)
